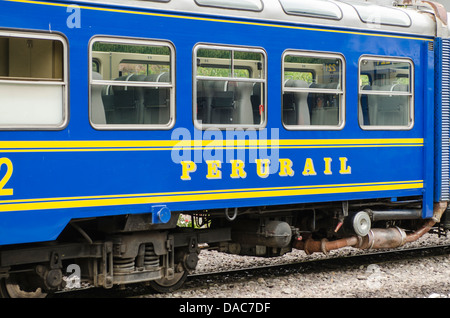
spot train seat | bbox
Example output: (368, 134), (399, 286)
(91, 72), (107, 125)
(197, 80), (233, 124)
(100, 73), (172, 125)
(211, 81), (235, 124)
(143, 72), (171, 125)
(359, 85), (371, 125)
(309, 83), (339, 126)
(251, 83), (262, 125)
(284, 79), (310, 126)
(367, 83), (408, 126)
(228, 81), (254, 125)
(100, 74), (139, 124)
(197, 78), (265, 125)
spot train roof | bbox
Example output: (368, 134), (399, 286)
(64, 0), (447, 38)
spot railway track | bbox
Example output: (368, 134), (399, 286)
(53, 241), (450, 298)
(181, 243), (450, 291)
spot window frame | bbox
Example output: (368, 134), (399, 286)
(281, 50), (346, 130)
(193, 43), (267, 130)
(358, 55), (414, 130)
(89, 36), (176, 130)
(0, 30), (68, 130)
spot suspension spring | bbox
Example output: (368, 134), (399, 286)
(144, 244), (160, 270)
(113, 257), (135, 274)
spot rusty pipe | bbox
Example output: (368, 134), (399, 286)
(293, 236), (360, 255)
(357, 227), (406, 250)
(293, 202), (448, 254)
(363, 202), (447, 248)
(292, 228), (406, 254)
(405, 202), (447, 243)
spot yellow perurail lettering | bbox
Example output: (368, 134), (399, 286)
(302, 158), (317, 176)
(180, 161), (197, 180)
(230, 160), (246, 179)
(255, 159), (270, 178)
(279, 159), (294, 177)
(324, 157), (333, 175)
(206, 160), (222, 179)
(339, 157), (352, 174)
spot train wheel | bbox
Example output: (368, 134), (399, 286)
(148, 270), (188, 293)
(0, 274), (47, 298)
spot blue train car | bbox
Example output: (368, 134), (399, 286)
(0, 0), (448, 296)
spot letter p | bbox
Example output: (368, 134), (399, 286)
(180, 161), (197, 180)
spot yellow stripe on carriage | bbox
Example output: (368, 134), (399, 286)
(0, 180), (424, 212)
(0, 138), (424, 152)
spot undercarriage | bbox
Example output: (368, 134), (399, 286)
(0, 197), (448, 297)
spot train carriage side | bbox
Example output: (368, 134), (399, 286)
(0, 0), (447, 297)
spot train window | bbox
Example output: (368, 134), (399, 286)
(346, 2), (411, 27)
(279, 0), (342, 20)
(282, 51), (345, 129)
(90, 37), (175, 129)
(194, 44), (266, 129)
(359, 57), (413, 129)
(194, 0), (263, 11)
(0, 32), (67, 129)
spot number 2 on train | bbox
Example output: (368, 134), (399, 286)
(0, 158), (13, 196)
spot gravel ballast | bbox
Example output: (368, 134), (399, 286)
(143, 233), (450, 298)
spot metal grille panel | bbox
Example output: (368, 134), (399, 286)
(441, 39), (450, 200)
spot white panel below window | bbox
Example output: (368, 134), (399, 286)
(0, 83), (64, 126)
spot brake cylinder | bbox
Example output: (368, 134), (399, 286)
(231, 220), (292, 248)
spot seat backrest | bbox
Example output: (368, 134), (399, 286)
(196, 80), (229, 124)
(232, 81), (254, 125)
(359, 85), (371, 125)
(140, 73), (171, 125)
(251, 83), (262, 124)
(91, 72), (106, 125)
(391, 83), (408, 92)
(289, 80), (310, 125)
(366, 82), (408, 126)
